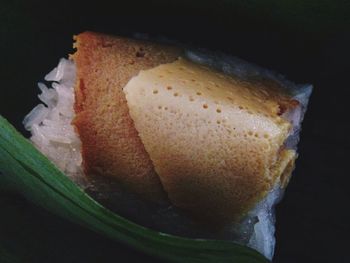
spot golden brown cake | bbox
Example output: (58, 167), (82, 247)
(71, 31), (182, 200)
(71, 32), (300, 224)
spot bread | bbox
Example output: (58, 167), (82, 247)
(123, 58), (297, 223)
(71, 31), (182, 200)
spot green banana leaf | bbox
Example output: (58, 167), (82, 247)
(0, 115), (269, 263)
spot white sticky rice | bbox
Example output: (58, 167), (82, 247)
(23, 56), (312, 260)
(23, 59), (85, 185)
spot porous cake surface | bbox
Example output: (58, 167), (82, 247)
(124, 58), (297, 223)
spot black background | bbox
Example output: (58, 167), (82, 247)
(1, 0), (350, 262)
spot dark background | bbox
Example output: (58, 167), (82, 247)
(1, 0), (350, 262)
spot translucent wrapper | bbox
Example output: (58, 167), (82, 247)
(23, 47), (312, 260)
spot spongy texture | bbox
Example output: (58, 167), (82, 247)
(124, 58), (297, 223)
(71, 31), (182, 200)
